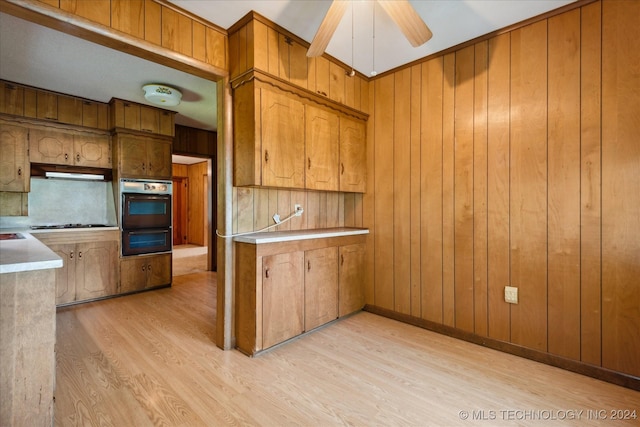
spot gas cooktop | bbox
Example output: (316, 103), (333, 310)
(30, 224), (111, 230)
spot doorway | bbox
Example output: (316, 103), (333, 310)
(172, 155), (212, 277)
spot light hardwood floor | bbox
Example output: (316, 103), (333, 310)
(54, 272), (639, 426)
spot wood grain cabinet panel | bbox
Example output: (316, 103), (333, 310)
(305, 247), (338, 331)
(0, 120), (30, 192)
(35, 231), (119, 306)
(305, 105), (339, 191)
(262, 251), (305, 349)
(120, 253), (172, 294)
(339, 117), (366, 193)
(29, 126), (111, 168)
(115, 132), (172, 179)
(235, 233), (367, 355)
(0, 82), (25, 116)
(110, 99), (175, 137)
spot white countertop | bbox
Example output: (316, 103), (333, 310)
(234, 227), (369, 244)
(0, 232), (63, 274)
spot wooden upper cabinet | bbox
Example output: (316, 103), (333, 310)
(260, 88), (305, 189)
(29, 125), (111, 168)
(115, 132), (172, 179)
(110, 99), (175, 137)
(339, 117), (367, 193)
(305, 105), (339, 191)
(0, 120), (29, 192)
(0, 82), (25, 116)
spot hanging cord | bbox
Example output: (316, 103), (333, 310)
(215, 208), (301, 239)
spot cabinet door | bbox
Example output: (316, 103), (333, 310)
(29, 127), (74, 166)
(140, 105), (160, 134)
(48, 243), (76, 305)
(146, 253), (172, 288)
(304, 247), (338, 331)
(261, 89), (305, 189)
(146, 139), (172, 179)
(122, 101), (141, 131)
(74, 134), (111, 168)
(262, 251), (304, 349)
(339, 117), (367, 193)
(0, 121), (30, 192)
(75, 241), (118, 301)
(305, 105), (339, 191)
(118, 135), (148, 177)
(120, 256), (147, 293)
(158, 110), (174, 136)
(338, 243), (366, 317)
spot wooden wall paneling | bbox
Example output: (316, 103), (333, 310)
(325, 192), (340, 228)
(338, 192), (345, 227)
(278, 34), (291, 82)
(144, 0), (161, 45)
(38, 0), (58, 6)
(228, 28), (241, 79)
(473, 40), (489, 337)
(509, 21), (548, 352)
(192, 21), (207, 63)
(547, 9), (581, 360)
(111, 0), (144, 39)
(315, 56), (331, 97)
(601, 0), (640, 378)
(317, 192), (328, 229)
(289, 40), (308, 89)
(37, 91), (57, 121)
(410, 65), (422, 317)
(343, 193), (355, 227)
(162, 7), (193, 57)
(579, 0), (602, 368)
(267, 28), (280, 76)
(363, 78), (375, 307)
(442, 53), (456, 327)
(236, 187), (254, 234)
(329, 62), (345, 104)
(420, 58), (444, 323)
(253, 188), (270, 231)
(205, 27), (226, 72)
(231, 187), (238, 234)
(353, 193), (363, 227)
(486, 33), (511, 342)
(453, 45), (475, 333)
(289, 190), (307, 230)
(267, 188), (279, 232)
(188, 162), (208, 245)
(345, 74), (356, 109)
(305, 192), (321, 229)
(275, 190), (291, 231)
(373, 75), (395, 310)
(59, 0), (110, 27)
(393, 68), (412, 315)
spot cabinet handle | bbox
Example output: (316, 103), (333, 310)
(76, 153), (80, 162)
(341, 254), (344, 266)
(307, 260), (311, 271)
(141, 128), (153, 133)
(142, 162), (146, 171)
(148, 264), (152, 272)
(341, 163), (345, 175)
(17, 167), (22, 176)
(265, 267), (270, 279)
(78, 251), (82, 259)
(148, 162), (152, 171)
(64, 153), (69, 161)
(142, 265), (146, 272)
(308, 157), (311, 170)
(70, 250), (74, 260)
(264, 150), (269, 163)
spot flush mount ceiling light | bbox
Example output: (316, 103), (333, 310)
(142, 84), (182, 106)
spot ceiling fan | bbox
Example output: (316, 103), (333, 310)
(307, 0), (433, 58)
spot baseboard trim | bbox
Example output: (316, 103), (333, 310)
(363, 304), (640, 391)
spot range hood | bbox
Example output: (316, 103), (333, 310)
(31, 164), (113, 181)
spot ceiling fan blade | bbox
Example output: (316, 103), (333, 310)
(377, 0), (433, 47)
(307, 0), (349, 57)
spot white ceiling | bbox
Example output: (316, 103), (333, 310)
(0, 1), (575, 133)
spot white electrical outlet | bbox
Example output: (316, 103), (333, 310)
(294, 204), (304, 216)
(505, 286), (518, 304)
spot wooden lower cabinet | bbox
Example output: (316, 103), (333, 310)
(120, 253), (172, 294)
(235, 232), (367, 355)
(35, 231), (119, 305)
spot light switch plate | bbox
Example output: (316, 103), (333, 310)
(505, 286), (518, 304)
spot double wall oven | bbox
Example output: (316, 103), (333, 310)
(119, 179), (172, 256)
